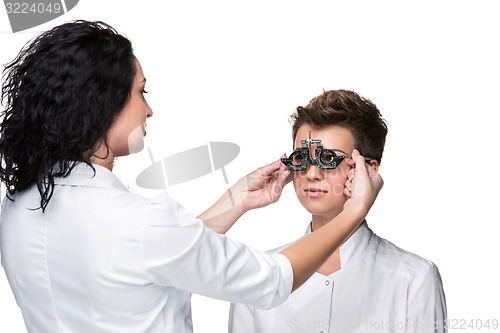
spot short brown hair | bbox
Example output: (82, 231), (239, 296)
(290, 89), (388, 164)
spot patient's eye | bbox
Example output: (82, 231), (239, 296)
(292, 153), (304, 165)
(321, 151), (335, 164)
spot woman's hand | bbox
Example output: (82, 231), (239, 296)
(198, 157), (290, 234)
(232, 158), (291, 212)
(342, 150), (383, 216)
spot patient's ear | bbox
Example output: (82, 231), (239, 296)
(369, 159), (379, 172)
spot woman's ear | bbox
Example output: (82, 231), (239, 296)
(369, 159), (379, 172)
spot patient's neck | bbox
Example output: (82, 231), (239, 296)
(311, 210), (362, 238)
(311, 212), (362, 276)
(311, 209), (342, 232)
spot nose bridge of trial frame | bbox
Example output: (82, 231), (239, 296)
(303, 130), (321, 162)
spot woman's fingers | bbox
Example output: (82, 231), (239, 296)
(344, 168), (353, 198)
(345, 156), (356, 168)
(249, 157), (291, 196)
(259, 159), (283, 177)
(244, 158), (283, 191)
(343, 181), (352, 198)
(269, 168), (290, 202)
(351, 149), (369, 178)
(347, 168), (355, 182)
(346, 149), (384, 214)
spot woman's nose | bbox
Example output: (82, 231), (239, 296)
(306, 163), (322, 181)
(146, 104), (153, 118)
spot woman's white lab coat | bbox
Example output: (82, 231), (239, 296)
(0, 162), (293, 333)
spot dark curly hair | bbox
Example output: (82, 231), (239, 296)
(0, 20), (136, 211)
(290, 89), (388, 164)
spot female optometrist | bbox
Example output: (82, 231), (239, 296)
(0, 21), (383, 333)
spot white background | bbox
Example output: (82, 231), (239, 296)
(1, 1), (499, 332)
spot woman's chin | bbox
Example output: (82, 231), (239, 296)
(300, 201), (345, 218)
(128, 141), (144, 154)
(127, 127), (145, 154)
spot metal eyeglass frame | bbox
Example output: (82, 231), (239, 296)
(281, 131), (373, 171)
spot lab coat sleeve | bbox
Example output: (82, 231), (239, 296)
(228, 302), (257, 333)
(407, 261), (447, 333)
(140, 192), (293, 310)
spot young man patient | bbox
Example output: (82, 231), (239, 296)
(229, 90), (447, 333)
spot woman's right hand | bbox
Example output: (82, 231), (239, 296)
(342, 149), (384, 217)
(232, 158), (291, 212)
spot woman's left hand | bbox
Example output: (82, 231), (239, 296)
(232, 158), (291, 212)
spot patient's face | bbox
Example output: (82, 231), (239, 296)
(292, 124), (355, 219)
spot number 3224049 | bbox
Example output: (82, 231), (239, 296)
(5, 2), (62, 14)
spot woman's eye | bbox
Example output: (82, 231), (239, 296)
(321, 152), (334, 164)
(292, 154), (304, 165)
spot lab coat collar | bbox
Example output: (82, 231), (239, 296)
(305, 220), (374, 271)
(51, 161), (129, 192)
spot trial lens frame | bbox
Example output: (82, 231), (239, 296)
(281, 131), (373, 171)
